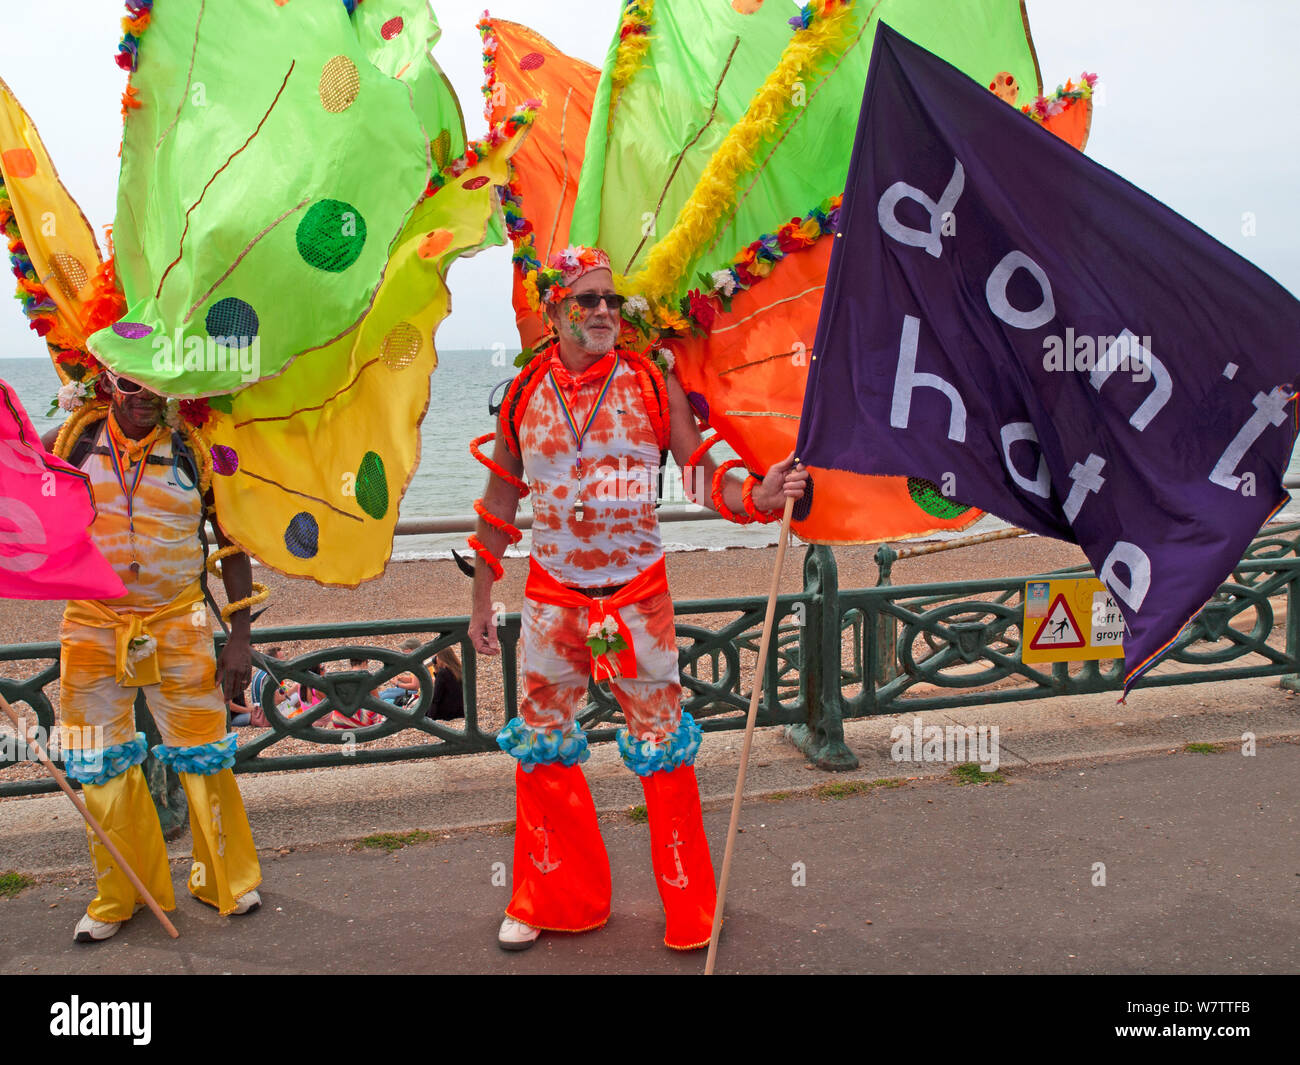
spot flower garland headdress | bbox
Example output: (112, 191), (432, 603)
(523, 245), (612, 311)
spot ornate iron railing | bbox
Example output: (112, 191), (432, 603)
(4, 523), (1300, 796)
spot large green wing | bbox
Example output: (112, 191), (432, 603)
(89, 0), (431, 396)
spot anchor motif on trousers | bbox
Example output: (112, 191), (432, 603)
(530, 816), (561, 874)
(661, 828), (690, 889)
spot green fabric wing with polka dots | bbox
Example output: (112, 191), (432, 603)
(87, 0), (431, 395)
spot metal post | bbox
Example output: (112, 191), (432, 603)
(1282, 567), (1300, 692)
(873, 544), (900, 683)
(785, 545), (859, 770)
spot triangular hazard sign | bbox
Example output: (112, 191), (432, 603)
(1029, 593), (1086, 650)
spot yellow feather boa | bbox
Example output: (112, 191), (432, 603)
(607, 1), (656, 135)
(626, 0), (856, 303)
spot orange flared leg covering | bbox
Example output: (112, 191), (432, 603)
(506, 762), (611, 933)
(640, 765), (717, 950)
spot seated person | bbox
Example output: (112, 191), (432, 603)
(428, 646), (464, 722)
(249, 651), (303, 727)
(227, 693), (252, 728)
(378, 641), (464, 721)
(327, 658), (384, 730)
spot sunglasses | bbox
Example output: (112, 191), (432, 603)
(567, 292), (625, 312)
(109, 374), (145, 395)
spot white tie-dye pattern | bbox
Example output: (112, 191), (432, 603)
(519, 359), (664, 587)
(82, 422), (204, 610)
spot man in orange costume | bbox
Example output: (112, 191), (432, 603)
(468, 246), (806, 951)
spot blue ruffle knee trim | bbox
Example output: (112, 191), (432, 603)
(617, 712), (702, 776)
(496, 717), (590, 772)
(151, 732), (238, 775)
(64, 732), (148, 786)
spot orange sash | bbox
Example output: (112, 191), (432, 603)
(524, 556), (669, 681)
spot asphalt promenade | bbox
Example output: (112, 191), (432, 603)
(1, 676), (1297, 975)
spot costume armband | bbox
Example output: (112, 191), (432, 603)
(205, 546), (270, 621)
(710, 459), (753, 525)
(742, 474), (781, 524)
(468, 431), (529, 581)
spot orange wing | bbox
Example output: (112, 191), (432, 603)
(669, 240), (980, 543)
(484, 19), (600, 350)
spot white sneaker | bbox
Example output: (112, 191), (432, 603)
(74, 912), (123, 943)
(497, 915), (540, 951)
(232, 889), (261, 915)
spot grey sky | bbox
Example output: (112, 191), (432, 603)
(0, 0), (1295, 363)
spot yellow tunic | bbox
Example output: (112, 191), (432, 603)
(59, 421), (226, 750)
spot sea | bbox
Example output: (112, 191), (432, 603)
(7, 352), (1296, 565)
(0, 352), (789, 563)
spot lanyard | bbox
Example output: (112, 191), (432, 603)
(547, 355), (620, 471)
(105, 417), (161, 537)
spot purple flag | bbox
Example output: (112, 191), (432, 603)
(795, 24), (1300, 691)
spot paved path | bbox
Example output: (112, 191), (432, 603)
(3, 738), (1296, 975)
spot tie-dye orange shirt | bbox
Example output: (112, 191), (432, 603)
(83, 421), (204, 610)
(520, 351), (663, 587)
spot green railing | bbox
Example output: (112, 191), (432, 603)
(4, 522), (1300, 798)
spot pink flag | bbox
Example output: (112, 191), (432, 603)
(0, 379), (126, 601)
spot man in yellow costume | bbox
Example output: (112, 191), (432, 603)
(42, 374), (262, 943)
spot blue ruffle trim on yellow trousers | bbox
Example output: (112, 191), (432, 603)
(65, 733), (175, 923)
(67, 732), (260, 921)
(155, 734), (261, 916)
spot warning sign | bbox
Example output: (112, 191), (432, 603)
(1091, 591), (1125, 646)
(1022, 578), (1125, 664)
(1028, 594), (1086, 651)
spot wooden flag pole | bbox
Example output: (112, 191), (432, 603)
(705, 495), (796, 974)
(0, 693), (180, 939)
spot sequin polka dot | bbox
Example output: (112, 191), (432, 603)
(462, 175), (489, 191)
(381, 16), (404, 39)
(111, 321), (154, 340)
(417, 229), (453, 260)
(1, 149), (37, 178)
(519, 52), (545, 71)
(296, 199), (367, 272)
(355, 451), (388, 520)
(285, 512), (319, 559)
(380, 322), (422, 370)
(50, 253), (88, 299)
(432, 129), (451, 169)
(204, 298), (259, 346)
(792, 471), (813, 521)
(906, 476), (971, 520)
(210, 444), (239, 476)
(318, 55), (360, 113)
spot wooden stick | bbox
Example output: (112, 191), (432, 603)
(0, 693), (180, 939)
(705, 495), (795, 974)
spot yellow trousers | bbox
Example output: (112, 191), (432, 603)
(62, 595), (262, 920)
(81, 765), (261, 920)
